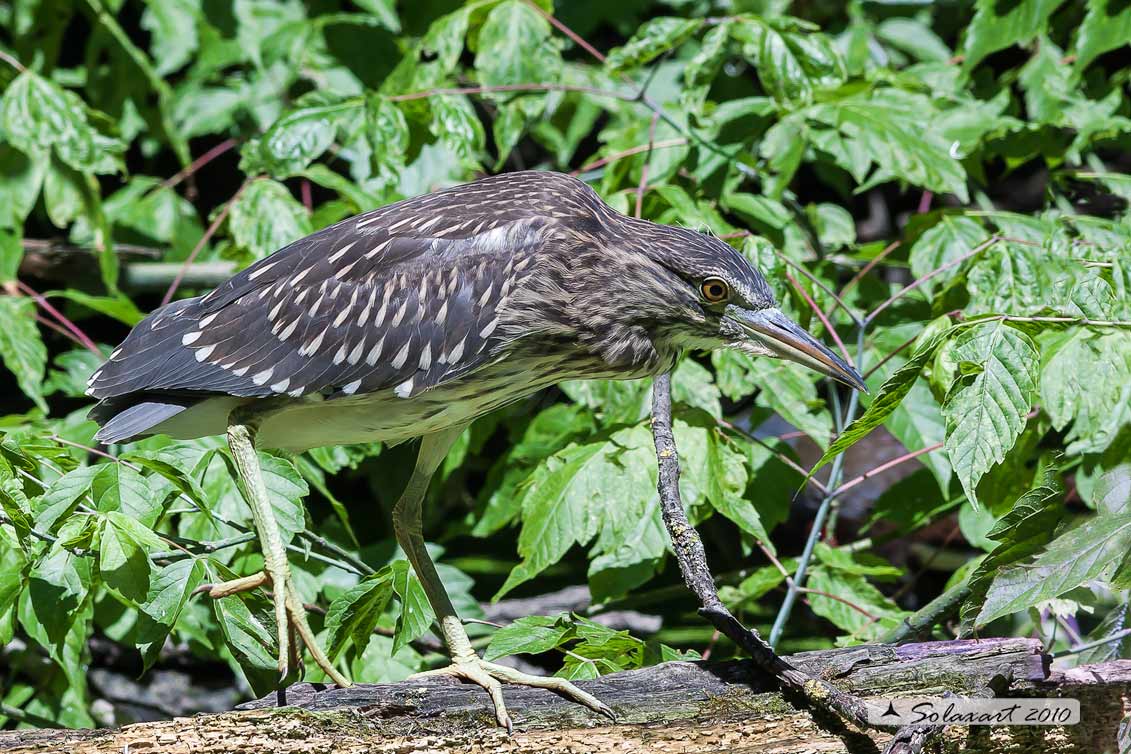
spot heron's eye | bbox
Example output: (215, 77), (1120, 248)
(700, 277), (729, 303)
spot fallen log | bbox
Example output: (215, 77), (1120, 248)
(1, 638), (1126, 754)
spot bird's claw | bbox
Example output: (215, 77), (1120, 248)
(194, 569), (351, 691)
(410, 655), (615, 732)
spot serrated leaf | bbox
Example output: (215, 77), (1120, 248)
(99, 512), (161, 602)
(141, 0), (200, 76)
(909, 216), (989, 298)
(484, 614), (570, 661)
(364, 95), (409, 187)
(979, 510), (1131, 625)
(1074, 0), (1131, 74)
(1040, 330), (1131, 455)
(942, 322), (1039, 508)
(607, 17), (702, 71)
(962, 0), (1066, 71)
(499, 425), (656, 598)
(135, 558), (205, 668)
(389, 560), (435, 654)
(229, 179), (312, 261)
(0, 71), (125, 174)
(246, 101), (358, 177)
(803, 89), (968, 200)
(254, 453), (308, 545)
(733, 18), (845, 103)
(812, 324), (954, 474)
(475, 1), (562, 86)
(33, 465), (100, 536)
(430, 95), (484, 163)
(0, 297), (47, 412)
(806, 566), (905, 641)
(324, 569), (394, 660)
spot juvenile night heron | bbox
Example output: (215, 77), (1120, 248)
(87, 171), (864, 728)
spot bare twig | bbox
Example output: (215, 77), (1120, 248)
(651, 372), (883, 738)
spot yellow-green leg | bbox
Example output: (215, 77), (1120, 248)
(394, 426), (613, 732)
(224, 415), (351, 689)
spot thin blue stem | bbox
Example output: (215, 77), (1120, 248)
(768, 326), (867, 648)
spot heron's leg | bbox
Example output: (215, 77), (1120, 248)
(225, 415), (351, 689)
(394, 427), (613, 732)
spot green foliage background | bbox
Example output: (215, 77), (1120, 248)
(1, 0), (1130, 729)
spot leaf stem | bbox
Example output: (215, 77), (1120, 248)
(769, 326), (866, 647)
(15, 281), (101, 355)
(161, 179), (250, 306)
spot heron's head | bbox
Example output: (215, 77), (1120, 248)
(634, 224), (866, 392)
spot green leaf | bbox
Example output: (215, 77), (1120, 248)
(135, 558), (205, 668)
(812, 324), (954, 473)
(254, 453), (308, 545)
(32, 465), (100, 536)
(713, 352), (832, 446)
(1041, 330), (1131, 455)
(499, 425), (656, 598)
(389, 560), (436, 654)
(246, 100), (360, 177)
(876, 18), (952, 62)
(908, 216), (989, 298)
(806, 203), (855, 249)
(962, 0), (1066, 71)
(207, 562), (279, 695)
(141, 0), (201, 76)
(0, 297), (47, 412)
(1074, 0), (1131, 74)
(606, 17), (702, 71)
(733, 18), (846, 103)
(229, 179), (312, 261)
(46, 290), (145, 326)
(93, 463), (160, 528)
(430, 95), (485, 163)
(803, 89), (969, 200)
(98, 512), (162, 602)
(806, 566), (905, 641)
(942, 322), (1039, 508)
(22, 536), (90, 646)
(0, 71), (125, 174)
(979, 509), (1131, 625)
(364, 95), (409, 187)
(484, 614), (570, 661)
(349, 0), (400, 32)
(324, 569), (394, 660)
(474, 1), (562, 86)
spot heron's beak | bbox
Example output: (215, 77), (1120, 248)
(730, 307), (867, 393)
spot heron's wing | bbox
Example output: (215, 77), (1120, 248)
(88, 188), (562, 403)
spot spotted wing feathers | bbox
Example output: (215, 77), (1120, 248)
(87, 178), (567, 411)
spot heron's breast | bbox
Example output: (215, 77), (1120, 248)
(254, 353), (628, 451)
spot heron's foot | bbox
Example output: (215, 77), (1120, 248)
(410, 655), (615, 732)
(195, 569), (351, 690)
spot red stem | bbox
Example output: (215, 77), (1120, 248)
(160, 138), (237, 192)
(161, 181), (250, 306)
(833, 442), (944, 497)
(786, 271), (854, 367)
(523, 0), (608, 63)
(865, 236), (998, 324)
(16, 281), (100, 355)
(572, 138), (688, 176)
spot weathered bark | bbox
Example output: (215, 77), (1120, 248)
(3, 638), (1126, 754)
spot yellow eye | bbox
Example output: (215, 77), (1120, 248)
(701, 277), (729, 303)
